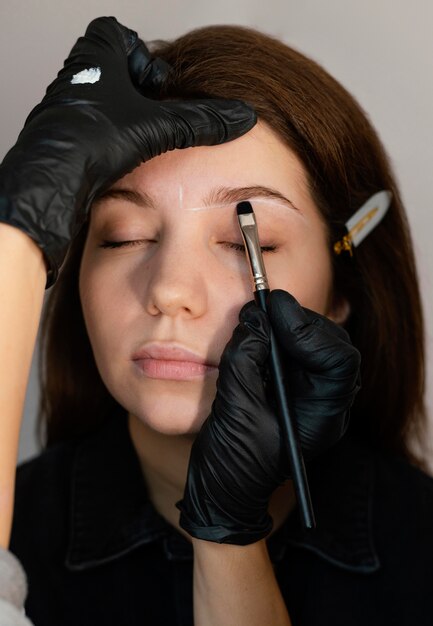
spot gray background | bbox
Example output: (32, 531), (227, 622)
(1, 0), (432, 469)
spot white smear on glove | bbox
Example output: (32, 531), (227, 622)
(71, 67), (101, 85)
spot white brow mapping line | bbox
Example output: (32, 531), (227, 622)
(184, 197), (302, 215)
(178, 185), (184, 210)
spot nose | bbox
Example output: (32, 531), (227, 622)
(143, 236), (208, 319)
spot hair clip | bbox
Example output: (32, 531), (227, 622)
(334, 190), (392, 256)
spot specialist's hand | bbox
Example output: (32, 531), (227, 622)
(0, 16), (256, 287)
(177, 289), (361, 545)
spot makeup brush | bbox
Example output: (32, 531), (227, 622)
(236, 200), (316, 530)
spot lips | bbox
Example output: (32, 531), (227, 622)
(131, 342), (218, 381)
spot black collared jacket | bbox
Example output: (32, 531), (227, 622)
(10, 415), (433, 626)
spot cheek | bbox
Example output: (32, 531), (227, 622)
(79, 252), (135, 366)
(267, 241), (333, 314)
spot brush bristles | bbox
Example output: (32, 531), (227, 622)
(236, 201), (254, 215)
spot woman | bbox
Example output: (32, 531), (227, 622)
(1, 16), (432, 626)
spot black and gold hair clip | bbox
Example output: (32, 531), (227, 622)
(334, 191), (392, 256)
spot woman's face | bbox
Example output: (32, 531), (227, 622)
(79, 121), (346, 435)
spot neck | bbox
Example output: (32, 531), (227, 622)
(128, 413), (296, 542)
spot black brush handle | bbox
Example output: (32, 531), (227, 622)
(254, 288), (316, 530)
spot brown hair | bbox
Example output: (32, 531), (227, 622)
(38, 25), (427, 465)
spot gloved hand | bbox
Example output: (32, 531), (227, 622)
(176, 289), (361, 544)
(0, 16), (256, 288)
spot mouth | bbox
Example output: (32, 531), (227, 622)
(131, 343), (219, 381)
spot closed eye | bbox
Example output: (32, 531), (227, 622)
(99, 240), (277, 253)
(222, 242), (277, 253)
(99, 239), (151, 249)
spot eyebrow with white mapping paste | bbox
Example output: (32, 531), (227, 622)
(185, 198), (301, 214)
(93, 185), (304, 217)
(183, 185), (304, 216)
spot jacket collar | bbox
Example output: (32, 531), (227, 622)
(65, 414), (168, 571)
(65, 415), (380, 574)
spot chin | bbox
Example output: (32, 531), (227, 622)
(144, 416), (204, 436)
(113, 383), (214, 436)
(98, 366), (218, 436)
(132, 406), (208, 436)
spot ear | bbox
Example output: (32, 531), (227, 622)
(326, 294), (351, 325)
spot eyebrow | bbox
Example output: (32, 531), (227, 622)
(203, 186), (299, 212)
(93, 185), (299, 212)
(93, 188), (157, 210)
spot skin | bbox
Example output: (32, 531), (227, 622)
(79, 123), (347, 538)
(77, 120), (351, 626)
(79, 121), (349, 537)
(80, 124), (341, 426)
(0, 224), (46, 548)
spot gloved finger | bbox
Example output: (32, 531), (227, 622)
(217, 305), (271, 406)
(84, 15), (137, 59)
(95, 17), (172, 93)
(41, 17), (131, 101)
(127, 38), (172, 93)
(269, 289), (350, 342)
(154, 99), (257, 152)
(267, 289), (361, 377)
(294, 398), (352, 453)
(45, 16), (159, 102)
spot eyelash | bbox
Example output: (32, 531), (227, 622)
(99, 240), (277, 253)
(99, 239), (149, 249)
(223, 242), (277, 254)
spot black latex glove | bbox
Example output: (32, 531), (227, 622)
(176, 289), (361, 544)
(0, 16), (256, 288)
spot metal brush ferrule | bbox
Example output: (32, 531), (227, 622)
(237, 212), (270, 291)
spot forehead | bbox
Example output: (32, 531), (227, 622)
(108, 121), (312, 213)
